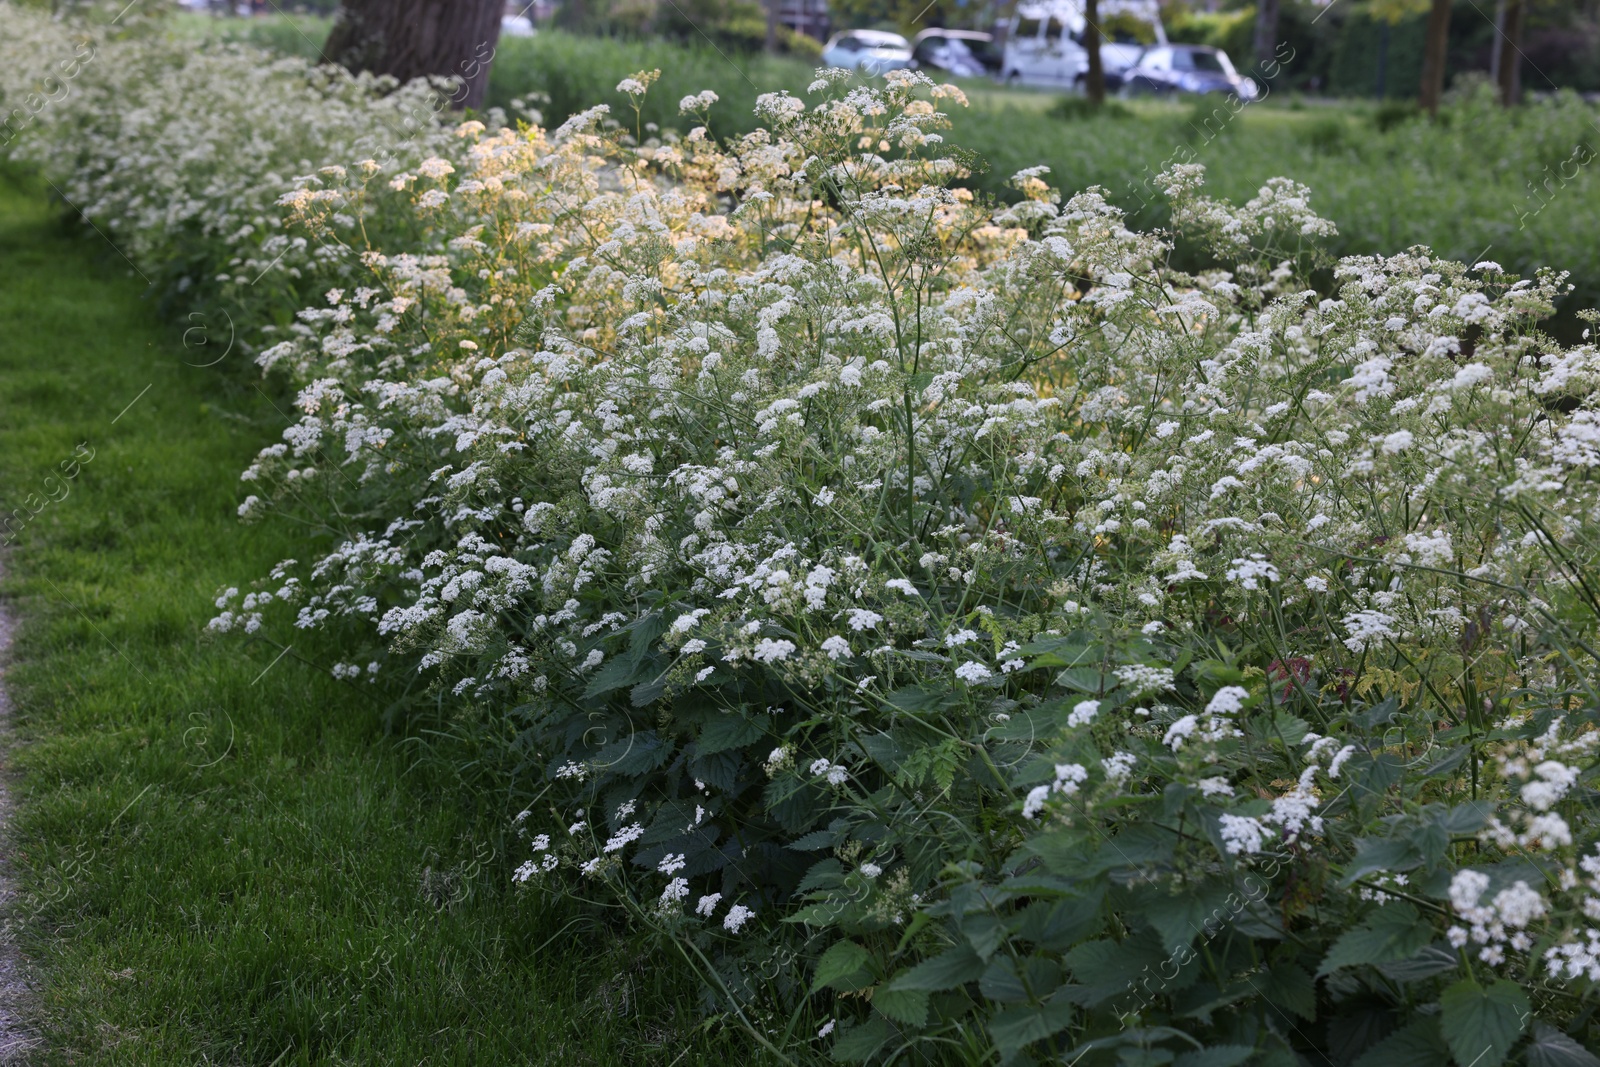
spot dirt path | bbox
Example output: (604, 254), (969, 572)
(0, 588), (38, 1061)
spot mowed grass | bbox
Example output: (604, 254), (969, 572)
(0, 168), (753, 1065)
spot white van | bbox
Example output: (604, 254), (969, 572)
(1000, 0), (1167, 90)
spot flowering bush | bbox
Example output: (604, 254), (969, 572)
(8, 7), (1600, 1062)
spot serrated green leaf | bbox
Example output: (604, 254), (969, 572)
(1525, 1021), (1600, 1067)
(872, 985), (929, 1026)
(1422, 746), (1470, 777)
(1440, 977), (1529, 1067)
(986, 997), (1075, 1059)
(829, 1016), (892, 1063)
(1375, 943), (1458, 983)
(1265, 712), (1310, 748)
(1349, 1016), (1451, 1067)
(1137, 881), (1235, 955)
(886, 943), (984, 992)
(1340, 838), (1423, 885)
(696, 713), (764, 756)
(1055, 667), (1102, 692)
(813, 940), (871, 992)
(1262, 961), (1316, 1020)
(787, 828), (839, 852)
(1174, 1046), (1256, 1067)
(1317, 904), (1434, 976)
(883, 685), (950, 713)
(1438, 800), (1495, 834)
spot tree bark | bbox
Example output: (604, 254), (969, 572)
(1083, 0), (1105, 105)
(1418, 0), (1451, 115)
(1252, 0), (1280, 74)
(1495, 0), (1524, 105)
(322, 0), (505, 111)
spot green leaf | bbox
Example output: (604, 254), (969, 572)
(883, 685), (951, 713)
(1136, 882), (1235, 955)
(813, 940), (872, 992)
(1174, 1047), (1256, 1067)
(1055, 667), (1102, 692)
(1262, 962), (1316, 1020)
(787, 828), (840, 852)
(886, 943), (984, 992)
(1265, 712), (1310, 748)
(1438, 800), (1495, 834)
(829, 1016), (893, 1063)
(986, 997), (1075, 1060)
(1525, 1021), (1600, 1067)
(1422, 746), (1470, 777)
(1375, 943), (1458, 983)
(1349, 1016), (1451, 1067)
(696, 713), (764, 756)
(1316, 903), (1435, 976)
(1340, 838), (1423, 885)
(1439, 977), (1530, 1067)
(871, 986), (929, 1027)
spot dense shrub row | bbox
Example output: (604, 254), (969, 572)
(6, 7), (1600, 1064)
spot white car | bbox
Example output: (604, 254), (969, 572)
(821, 30), (914, 76)
(501, 14), (536, 37)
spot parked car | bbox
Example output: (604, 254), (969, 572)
(1000, 2), (1164, 91)
(1120, 44), (1258, 99)
(821, 30), (915, 75)
(501, 14), (536, 36)
(911, 29), (1001, 78)
(1000, 6), (1085, 88)
(1096, 40), (1146, 91)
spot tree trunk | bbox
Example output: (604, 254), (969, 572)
(1488, 0), (1505, 82)
(322, 0), (505, 111)
(1083, 0), (1105, 105)
(765, 0), (780, 54)
(1418, 0), (1451, 115)
(1252, 0), (1280, 74)
(1496, 0), (1524, 105)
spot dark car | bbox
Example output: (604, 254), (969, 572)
(1120, 44), (1258, 100)
(911, 29), (1001, 77)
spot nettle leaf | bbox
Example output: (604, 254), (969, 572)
(1054, 667), (1103, 693)
(1340, 837), (1423, 885)
(797, 858), (844, 894)
(883, 685), (953, 714)
(1262, 961), (1316, 1021)
(812, 939), (872, 992)
(986, 996), (1075, 1060)
(1421, 745), (1470, 777)
(886, 943), (984, 992)
(1134, 880), (1236, 955)
(1437, 800), (1496, 834)
(1349, 1016), (1451, 1067)
(829, 1016), (893, 1063)
(1173, 1046), (1256, 1067)
(978, 955), (1062, 1004)
(871, 985), (929, 1027)
(1525, 1021), (1600, 1067)
(1439, 978), (1529, 1067)
(1317, 903), (1435, 976)
(1264, 711), (1310, 748)
(695, 713), (765, 756)
(788, 828), (841, 852)
(1375, 942), (1458, 983)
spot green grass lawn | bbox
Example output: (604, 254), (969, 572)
(0, 167), (752, 1065)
